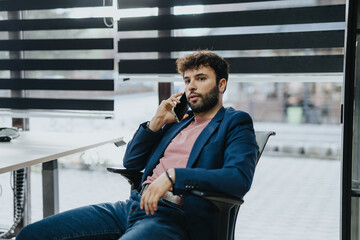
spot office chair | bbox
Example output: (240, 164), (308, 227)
(108, 131), (275, 240)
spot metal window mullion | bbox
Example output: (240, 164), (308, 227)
(341, 0), (359, 239)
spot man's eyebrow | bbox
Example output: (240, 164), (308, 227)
(195, 73), (207, 77)
(183, 73), (208, 79)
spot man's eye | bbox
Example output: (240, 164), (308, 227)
(184, 80), (190, 84)
(198, 77), (206, 81)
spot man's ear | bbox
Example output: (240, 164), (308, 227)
(219, 78), (227, 93)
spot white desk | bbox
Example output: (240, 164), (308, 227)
(0, 131), (123, 174)
(0, 131), (124, 220)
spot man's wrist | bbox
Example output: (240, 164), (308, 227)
(148, 118), (164, 132)
(165, 169), (175, 187)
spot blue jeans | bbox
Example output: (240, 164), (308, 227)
(17, 190), (188, 240)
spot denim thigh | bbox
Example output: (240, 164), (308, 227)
(16, 200), (132, 240)
(121, 192), (188, 240)
(16, 191), (188, 240)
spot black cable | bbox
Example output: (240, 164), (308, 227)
(0, 169), (26, 239)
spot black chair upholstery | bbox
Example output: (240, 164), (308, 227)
(108, 131), (275, 240)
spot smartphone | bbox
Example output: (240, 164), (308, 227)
(172, 93), (189, 122)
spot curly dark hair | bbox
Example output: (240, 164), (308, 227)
(176, 50), (229, 87)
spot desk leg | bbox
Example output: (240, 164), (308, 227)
(42, 160), (59, 218)
(24, 167), (31, 225)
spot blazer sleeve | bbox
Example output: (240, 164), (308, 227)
(173, 111), (258, 199)
(123, 122), (165, 171)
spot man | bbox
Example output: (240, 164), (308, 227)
(17, 50), (258, 240)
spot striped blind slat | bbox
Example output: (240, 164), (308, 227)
(117, 0), (281, 9)
(0, 0), (112, 11)
(0, 39), (113, 51)
(118, 5), (345, 31)
(118, 31), (345, 52)
(0, 98), (114, 111)
(0, 59), (114, 71)
(119, 55), (344, 74)
(0, 18), (113, 31)
(0, 79), (114, 91)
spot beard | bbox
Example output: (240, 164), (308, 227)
(188, 85), (220, 113)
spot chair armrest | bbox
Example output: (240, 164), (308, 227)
(190, 190), (244, 208)
(107, 167), (143, 190)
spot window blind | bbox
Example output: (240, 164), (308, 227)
(117, 1), (345, 75)
(0, 0), (114, 112)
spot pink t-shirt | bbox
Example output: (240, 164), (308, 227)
(143, 118), (212, 185)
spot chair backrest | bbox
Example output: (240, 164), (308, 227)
(255, 131), (276, 164)
(226, 131), (276, 240)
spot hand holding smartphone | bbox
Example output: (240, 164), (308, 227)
(172, 93), (189, 122)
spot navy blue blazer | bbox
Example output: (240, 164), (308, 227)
(123, 107), (258, 240)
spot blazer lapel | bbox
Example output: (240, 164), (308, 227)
(142, 116), (194, 180)
(186, 107), (225, 168)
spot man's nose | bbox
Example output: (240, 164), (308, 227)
(187, 79), (196, 90)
